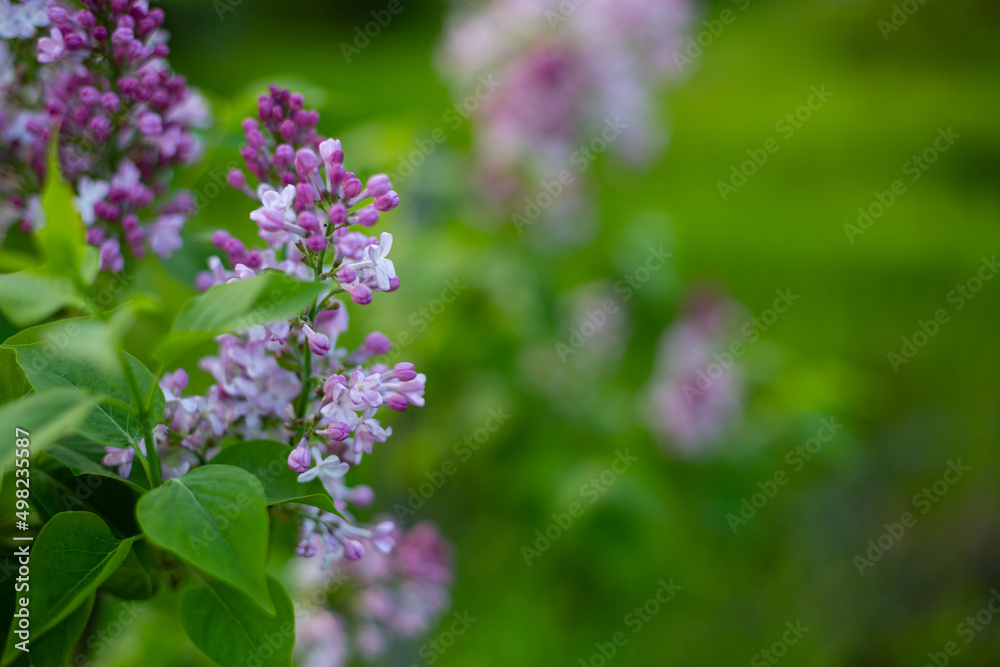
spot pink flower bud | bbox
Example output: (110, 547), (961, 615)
(388, 395), (408, 412)
(355, 205), (379, 227)
(305, 234), (327, 252)
(327, 203), (348, 226)
(321, 422), (351, 441)
(295, 149), (320, 176)
(343, 539), (365, 561)
(298, 211), (320, 233)
(100, 93), (121, 112)
(364, 332), (392, 355)
(227, 169), (246, 190)
(366, 174), (392, 198)
(335, 264), (357, 283)
(302, 324), (331, 356)
(374, 191), (400, 212)
(393, 363), (417, 381)
(288, 445), (311, 473)
(342, 176), (362, 199)
(349, 283), (373, 305)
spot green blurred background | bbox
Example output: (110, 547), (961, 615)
(38, 0), (1000, 663)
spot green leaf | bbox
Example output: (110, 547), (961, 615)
(0, 348), (27, 406)
(136, 465), (273, 611)
(0, 269), (85, 327)
(0, 389), (93, 476)
(0, 255), (100, 327)
(7, 336), (165, 450)
(156, 271), (323, 363)
(181, 576), (295, 667)
(211, 440), (342, 515)
(3, 512), (137, 664)
(37, 140), (86, 278)
(101, 547), (153, 600)
(28, 593), (95, 667)
(45, 444), (149, 494)
(29, 457), (142, 547)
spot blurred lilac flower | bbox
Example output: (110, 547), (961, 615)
(438, 0), (692, 235)
(647, 285), (746, 456)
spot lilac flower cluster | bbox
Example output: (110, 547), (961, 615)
(103, 87), (423, 570)
(647, 285), (745, 456)
(0, 0), (209, 268)
(100, 87), (453, 662)
(438, 0), (691, 221)
(294, 522), (454, 666)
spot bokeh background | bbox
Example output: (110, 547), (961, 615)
(30, 0), (1000, 664)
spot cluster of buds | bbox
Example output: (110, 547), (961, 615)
(0, 0), (209, 269)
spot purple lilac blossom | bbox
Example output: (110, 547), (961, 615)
(0, 0), (209, 265)
(293, 521), (454, 665)
(647, 285), (746, 456)
(103, 88), (425, 573)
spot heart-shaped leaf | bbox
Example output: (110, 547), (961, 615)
(181, 575), (295, 667)
(136, 464), (272, 611)
(211, 440), (341, 515)
(45, 444), (149, 494)
(156, 271), (323, 363)
(28, 593), (95, 667)
(19, 513), (136, 641)
(7, 334), (165, 450)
